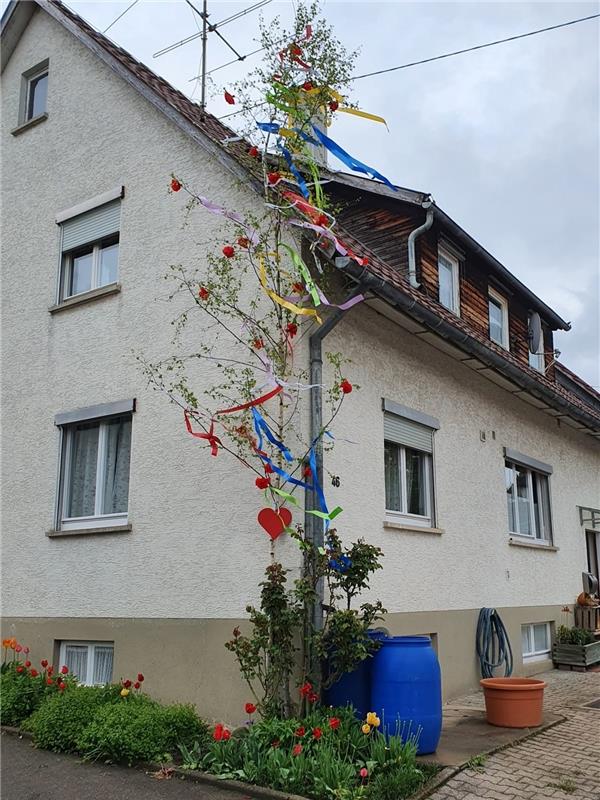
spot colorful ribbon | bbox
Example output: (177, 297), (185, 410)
(279, 145), (310, 199)
(216, 384), (282, 415)
(193, 194), (260, 244)
(259, 256), (322, 323)
(184, 411), (221, 457)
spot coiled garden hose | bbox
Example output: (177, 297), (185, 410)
(476, 607), (513, 678)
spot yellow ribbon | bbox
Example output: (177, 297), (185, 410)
(259, 257), (322, 324)
(328, 89), (388, 128)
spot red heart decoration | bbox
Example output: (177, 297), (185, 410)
(257, 507), (292, 541)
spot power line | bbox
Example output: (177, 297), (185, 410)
(214, 12), (600, 121)
(102, 0), (140, 35)
(351, 13), (600, 82)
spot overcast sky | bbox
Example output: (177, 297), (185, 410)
(11, 0), (599, 385)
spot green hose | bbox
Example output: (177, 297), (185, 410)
(476, 607), (513, 678)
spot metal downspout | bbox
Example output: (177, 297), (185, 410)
(408, 202), (434, 288)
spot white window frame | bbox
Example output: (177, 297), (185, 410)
(529, 347), (545, 373)
(59, 641), (114, 685)
(521, 622), (551, 662)
(385, 441), (434, 527)
(437, 246), (460, 315)
(505, 460), (552, 543)
(61, 237), (119, 300)
(20, 59), (49, 124)
(488, 288), (510, 349)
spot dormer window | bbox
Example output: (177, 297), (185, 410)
(529, 347), (545, 373)
(438, 246), (460, 315)
(488, 288), (509, 349)
(26, 69), (48, 120)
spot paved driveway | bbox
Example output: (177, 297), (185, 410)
(430, 670), (600, 800)
(1, 733), (248, 800)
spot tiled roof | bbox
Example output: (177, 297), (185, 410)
(22, 2), (600, 432)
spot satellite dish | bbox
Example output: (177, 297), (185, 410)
(583, 571), (599, 595)
(528, 312), (542, 354)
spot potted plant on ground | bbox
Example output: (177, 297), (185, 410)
(552, 625), (600, 669)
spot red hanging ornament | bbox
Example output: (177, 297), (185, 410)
(267, 172), (281, 185)
(253, 338), (265, 350)
(248, 145), (259, 158)
(170, 178), (182, 192)
(255, 476), (270, 490)
(303, 464), (312, 479)
(286, 322), (298, 338)
(237, 236), (250, 249)
(222, 245), (235, 258)
(340, 379), (353, 394)
(302, 81), (313, 91)
(292, 282), (305, 294)
(264, 463), (274, 474)
(198, 286), (209, 301)
(328, 100), (339, 112)
(224, 90), (235, 105)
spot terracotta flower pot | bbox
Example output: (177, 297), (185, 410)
(480, 677), (546, 728)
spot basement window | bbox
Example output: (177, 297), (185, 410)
(59, 641), (114, 685)
(521, 623), (551, 661)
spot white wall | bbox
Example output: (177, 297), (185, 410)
(323, 304), (599, 613)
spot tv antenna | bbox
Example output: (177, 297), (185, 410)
(153, 0), (273, 112)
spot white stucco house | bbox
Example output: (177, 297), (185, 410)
(2, 0), (599, 722)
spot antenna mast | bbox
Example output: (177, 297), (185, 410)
(200, 0), (208, 111)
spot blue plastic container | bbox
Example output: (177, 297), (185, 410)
(323, 630), (388, 719)
(370, 636), (442, 755)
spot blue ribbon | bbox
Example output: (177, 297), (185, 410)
(257, 122), (282, 134)
(279, 145), (310, 199)
(251, 408), (312, 490)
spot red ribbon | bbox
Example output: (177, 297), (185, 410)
(184, 411), (221, 457)
(216, 385), (283, 415)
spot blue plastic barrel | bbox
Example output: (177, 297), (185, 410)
(323, 630), (388, 719)
(370, 636), (442, 755)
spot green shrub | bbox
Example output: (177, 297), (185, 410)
(366, 763), (436, 800)
(555, 625), (594, 645)
(23, 685), (117, 752)
(0, 667), (46, 726)
(77, 697), (208, 765)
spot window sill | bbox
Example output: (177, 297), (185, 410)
(11, 112), (48, 136)
(508, 536), (558, 552)
(49, 282), (121, 313)
(384, 520), (444, 535)
(46, 524), (131, 538)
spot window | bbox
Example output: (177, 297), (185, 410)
(57, 194), (122, 302)
(59, 641), (114, 685)
(383, 400), (439, 527)
(586, 530), (599, 583)
(505, 449), (553, 542)
(529, 347), (545, 373)
(488, 288), (509, 349)
(19, 60), (49, 124)
(438, 247), (460, 314)
(55, 400), (134, 531)
(521, 623), (551, 661)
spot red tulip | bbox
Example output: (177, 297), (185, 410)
(294, 726), (305, 737)
(47, 666), (54, 676)
(308, 691), (318, 704)
(46, 678), (53, 686)
(222, 245), (235, 258)
(16, 666), (24, 674)
(255, 477), (270, 490)
(25, 660), (31, 668)
(224, 91), (235, 105)
(292, 744), (302, 756)
(137, 673), (144, 682)
(340, 379), (353, 394)
(271, 739), (280, 748)
(222, 729), (231, 740)
(360, 768), (368, 779)
(41, 659), (48, 668)
(248, 146), (259, 158)
(30, 669), (39, 678)
(15, 644), (22, 653)
(328, 717), (341, 730)
(245, 702), (257, 715)
(60, 665), (69, 675)
(286, 322), (298, 338)
(23, 647), (30, 654)
(123, 679), (132, 689)
(299, 681), (312, 698)
(267, 172), (281, 186)
(170, 178), (182, 192)
(312, 727), (322, 740)
(134, 681), (141, 689)
(213, 723), (224, 741)
(58, 682), (66, 691)
(198, 287), (209, 301)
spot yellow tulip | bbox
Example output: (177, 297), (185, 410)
(361, 723), (371, 734)
(366, 712), (377, 726)
(120, 688), (130, 697)
(373, 716), (381, 728)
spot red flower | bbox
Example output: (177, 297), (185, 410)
(312, 727), (322, 740)
(198, 286), (209, 301)
(213, 723), (224, 741)
(46, 678), (53, 686)
(237, 236), (250, 249)
(23, 647), (30, 654)
(302, 81), (313, 91)
(47, 666), (54, 676)
(359, 768), (368, 779)
(16, 666), (24, 674)
(292, 744), (303, 756)
(30, 669), (38, 678)
(60, 665), (69, 675)
(294, 726), (305, 737)
(299, 681), (312, 698)
(134, 681), (141, 689)
(224, 90), (235, 105)
(286, 322), (298, 338)
(137, 673), (144, 682)
(329, 99), (339, 112)
(308, 691), (318, 704)
(123, 679), (132, 689)
(15, 645), (22, 653)
(248, 146), (259, 158)
(245, 702), (257, 715)
(328, 717), (341, 730)
(255, 477), (270, 490)
(253, 338), (264, 350)
(340, 379), (353, 394)
(222, 245), (235, 258)
(40, 659), (48, 668)
(170, 178), (182, 192)
(24, 660), (31, 668)
(271, 739), (280, 748)
(267, 172), (281, 186)
(58, 682), (66, 691)
(222, 729), (231, 740)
